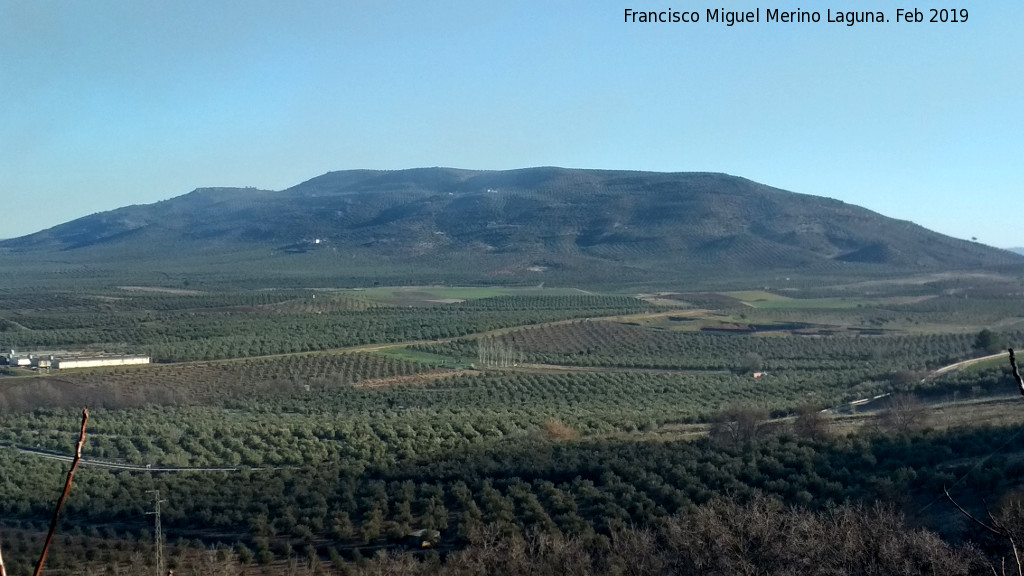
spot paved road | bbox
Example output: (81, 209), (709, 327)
(10, 447), (245, 472)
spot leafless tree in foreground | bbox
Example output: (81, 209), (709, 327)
(0, 533), (7, 576)
(792, 402), (831, 441)
(945, 488), (1022, 576)
(0, 408), (88, 576)
(1009, 348), (1024, 396)
(34, 408), (89, 575)
(881, 393), (929, 434)
(709, 403), (769, 449)
(941, 350), (1024, 576)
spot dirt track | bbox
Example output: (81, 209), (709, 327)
(925, 351), (1008, 379)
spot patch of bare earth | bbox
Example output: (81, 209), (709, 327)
(354, 369), (478, 388)
(117, 285), (206, 295)
(826, 272), (1014, 290)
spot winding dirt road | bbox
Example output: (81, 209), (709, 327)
(925, 351), (1008, 380)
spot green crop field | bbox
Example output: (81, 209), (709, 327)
(350, 285), (586, 305)
(724, 290), (872, 310)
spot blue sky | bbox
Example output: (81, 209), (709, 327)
(2, 1), (1022, 246)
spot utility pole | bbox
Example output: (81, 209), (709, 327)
(146, 490), (165, 576)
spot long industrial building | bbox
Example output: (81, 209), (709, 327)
(3, 350), (150, 370)
(52, 356), (151, 369)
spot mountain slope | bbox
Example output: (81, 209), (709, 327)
(2, 168), (1019, 286)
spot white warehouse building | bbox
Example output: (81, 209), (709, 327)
(52, 356), (150, 370)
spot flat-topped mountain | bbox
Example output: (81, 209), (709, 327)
(2, 168), (1019, 286)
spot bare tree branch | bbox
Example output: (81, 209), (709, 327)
(0, 532), (8, 576)
(946, 488), (1023, 576)
(33, 408), (88, 576)
(945, 487), (1004, 536)
(1010, 349), (1024, 397)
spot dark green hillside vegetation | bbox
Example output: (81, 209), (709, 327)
(2, 167), (1020, 289)
(1, 407), (1021, 575)
(0, 497), (988, 575)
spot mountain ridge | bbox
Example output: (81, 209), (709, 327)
(2, 167), (1019, 286)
